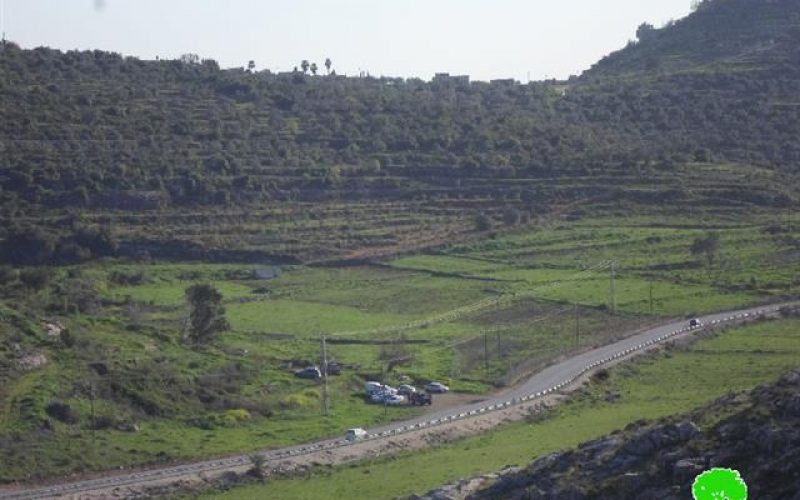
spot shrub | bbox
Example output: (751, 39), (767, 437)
(0, 265), (18, 285)
(190, 409), (251, 429)
(474, 212), (494, 232)
(108, 270), (147, 286)
(45, 402), (79, 424)
(19, 267), (51, 290)
(1, 225), (57, 264)
(503, 207), (522, 226)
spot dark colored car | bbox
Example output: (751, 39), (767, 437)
(323, 362), (342, 375)
(409, 392), (432, 405)
(294, 366), (322, 379)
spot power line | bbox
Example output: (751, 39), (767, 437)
(325, 260), (613, 340)
(379, 303), (579, 366)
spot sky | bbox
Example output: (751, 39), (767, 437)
(2, 0), (694, 82)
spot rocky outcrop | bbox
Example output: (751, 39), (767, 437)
(422, 369), (800, 500)
(411, 467), (521, 500)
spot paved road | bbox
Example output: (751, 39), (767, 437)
(0, 302), (794, 499)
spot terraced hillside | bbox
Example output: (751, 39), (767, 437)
(2, 0), (800, 263)
(1, 0), (800, 489)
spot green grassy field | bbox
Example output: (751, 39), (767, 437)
(199, 317), (800, 500)
(1, 209), (799, 481)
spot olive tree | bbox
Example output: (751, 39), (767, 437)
(185, 284), (229, 344)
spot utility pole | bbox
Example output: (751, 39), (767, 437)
(320, 335), (330, 415)
(609, 261), (617, 315)
(483, 331), (489, 374)
(89, 382), (96, 449)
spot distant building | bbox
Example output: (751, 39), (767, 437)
(253, 267), (281, 280)
(433, 73), (470, 88)
(490, 78), (516, 86)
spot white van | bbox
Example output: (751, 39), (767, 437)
(345, 428), (367, 441)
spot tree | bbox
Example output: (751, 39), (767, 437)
(2, 225), (57, 265)
(248, 453), (267, 479)
(310, 62), (318, 76)
(300, 60), (310, 74)
(502, 206), (522, 226)
(180, 53), (200, 65)
(185, 284), (229, 344)
(247, 60), (255, 72)
(324, 57), (332, 75)
(636, 22), (656, 42)
(19, 267), (51, 290)
(474, 212), (494, 232)
(690, 233), (720, 270)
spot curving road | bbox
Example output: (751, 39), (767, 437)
(0, 302), (795, 499)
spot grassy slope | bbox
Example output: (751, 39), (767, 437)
(200, 318), (800, 500)
(1, 209), (799, 481)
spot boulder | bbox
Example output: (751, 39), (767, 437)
(116, 422), (140, 433)
(17, 353), (48, 371)
(672, 457), (705, 483)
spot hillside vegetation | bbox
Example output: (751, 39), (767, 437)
(471, 367), (800, 499)
(197, 317), (800, 500)
(1, 0), (800, 263)
(1, 0), (800, 487)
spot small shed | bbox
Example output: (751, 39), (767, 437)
(253, 266), (281, 280)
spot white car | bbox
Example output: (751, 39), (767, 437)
(397, 384), (417, 395)
(424, 382), (449, 393)
(384, 394), (406, 406)
(365, 381), (385, 395)
(365, 382), (397, 396)
(345, 428), (367, 441)
(370, 392), (389, 404)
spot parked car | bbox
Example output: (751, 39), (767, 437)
(345, 428), (367, 441)
(365, 381), (385, 395)
(384, 394), (406, 406)
(397, 384), (417, 395)
(370, 392), (390, 404)
(689, 318), (702, 328)
(323, 361), (342, 375)
(424, 382), (449, 393)
(294, 366), (322, 379)
(409, 392), (432, 406)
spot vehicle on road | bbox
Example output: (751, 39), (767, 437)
(397, 384), (417, 395)
(424, 381), (449, 393)
(409, 392), (432, 405)
(689, 318), (702, 328)
(294, 366), (322, 379)
(345, 428), (367, 441)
